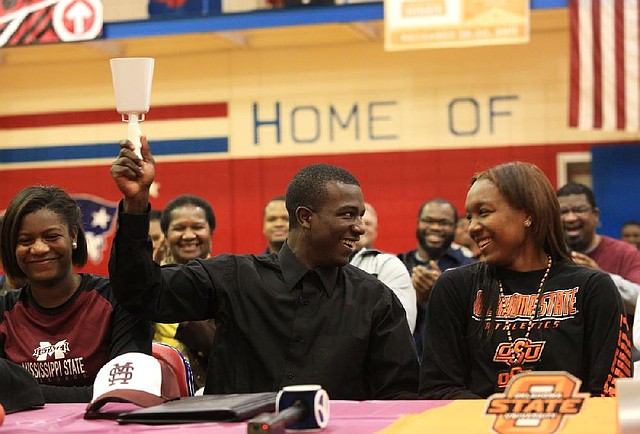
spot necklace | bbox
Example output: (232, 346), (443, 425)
(497, 254), (552, 366)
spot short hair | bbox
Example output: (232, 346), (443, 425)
(1, 185), (88, 281)
(286, 164), (360, 228)
(556, 182), (597, 209)
(473, 161), (570, 262)
(418, 198), (458, 223)
(160, 195), (216, 234)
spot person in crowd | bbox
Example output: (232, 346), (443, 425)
(398, 198), (476, 356)
(262, 196), (288, 254)
(153, 194), (217, 390)
(620, 220), (640, 250)
(349, 202), (417, 334)
(420, 162), (631, 399)
(452, 217), (479, 259)
(160, 195), (216, 266)
(149, 209), (168, 263)
(556, 183), (640, 323)
(0, 186), (152, 402)
(109, 137), (418, 400)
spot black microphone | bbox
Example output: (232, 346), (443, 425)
(247, 385), (330, 433)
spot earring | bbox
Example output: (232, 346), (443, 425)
(72, 242), (77, 249)
(524, 219), (531, 228)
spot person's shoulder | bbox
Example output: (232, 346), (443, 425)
(554, 260), (613, 283)
(397, 249), (416, 259)
(556, 261), (623, 303)
(78, 274), (119, 304)
(344, 262), (383, 283)
(199, 253), (265, 266)
(431, 263), (481, 300)
(396, 249), (417, 267)
(212, 253), (259, 261)
(343, 264), (399, 306)
(344, 263), (396, 296)
(80, 273), (111, 291)
(441, 261), (481, 278)
(352, 248), (392, 262)
(248, 252), (279, 268)
(600, 235), (640, 256)
(201, 252), (288, 276)
(371, 251), (411, 270)
(356, 247), (383, 257)
(0, 287), (24, 311)
(437, 262), (482, 291)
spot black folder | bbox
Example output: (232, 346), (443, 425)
(117, 392), (277, 425)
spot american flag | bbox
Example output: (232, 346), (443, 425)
(569, 0), (639, 131)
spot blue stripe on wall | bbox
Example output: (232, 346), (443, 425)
(0, 138), (229, 164)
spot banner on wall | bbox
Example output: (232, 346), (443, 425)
(0, 0), (103, 47)
(73, 194), (118, 265)
(384, 0), (529, 51)
(0, 102), (229, 169)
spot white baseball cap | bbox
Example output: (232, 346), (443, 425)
(85, 352), (181, 418)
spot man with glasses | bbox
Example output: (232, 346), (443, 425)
(557, 183), (640, 360)
(398, 198), (476, 357)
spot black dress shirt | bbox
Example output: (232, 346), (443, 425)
(109, 209), (418, 400)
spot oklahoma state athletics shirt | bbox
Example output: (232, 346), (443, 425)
(419, 261), (632, 399)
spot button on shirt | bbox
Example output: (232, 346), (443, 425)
(109, 209), (419, 400)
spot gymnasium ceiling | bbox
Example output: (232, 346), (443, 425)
(0, 8), (567, 65)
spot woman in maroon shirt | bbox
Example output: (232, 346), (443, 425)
(0, 185), (151, 402)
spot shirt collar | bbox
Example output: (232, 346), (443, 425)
(314, 266), (338, 297)
(278, 242), (338, 297)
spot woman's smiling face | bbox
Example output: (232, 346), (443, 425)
(15, 208), (77, 286)
(465, 179), (529, 269)
(166, 205), (212, 264)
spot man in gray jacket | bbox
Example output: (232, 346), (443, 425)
(349, 202), (416, 334)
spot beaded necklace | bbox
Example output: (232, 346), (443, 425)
(497, 255), (552, 366)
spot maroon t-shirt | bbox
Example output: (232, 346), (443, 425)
(589, 235), (640, 284)
(0, 273), (151, 388)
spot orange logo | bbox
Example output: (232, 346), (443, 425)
(494, 338), (545, 366)
(485, 371), (588, 434)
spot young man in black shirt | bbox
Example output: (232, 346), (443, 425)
(109, 137), (418, 400)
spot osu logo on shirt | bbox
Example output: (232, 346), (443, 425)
(494, 338), (545, 366)
(485, 371), (587, 434)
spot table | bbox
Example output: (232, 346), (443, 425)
(1, 398), (619, 433)
(1, 401), (447, 433)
